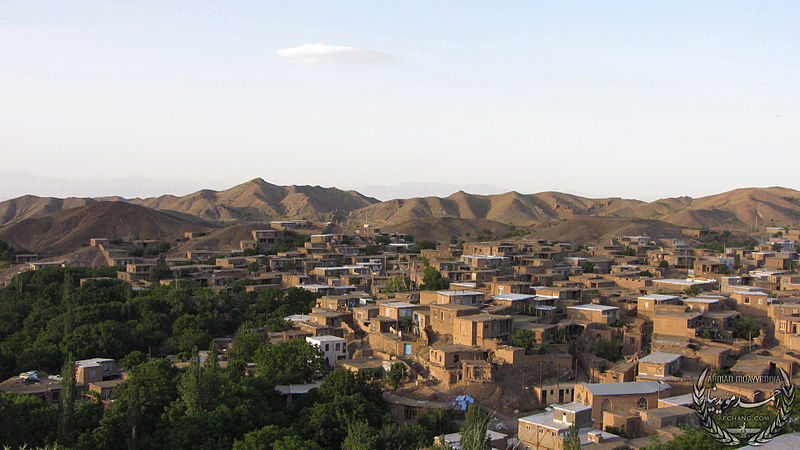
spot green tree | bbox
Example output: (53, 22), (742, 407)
(563, 424), (581, 450)
(386, 362), (406, 391)
(247, 261), (260, 273)
(638, 270), (653, 277)
(512, 329), (536, 352)
(733, 317), (761, 339)
(459, 403), (490, 450)
(59, 355), (77, 446)
(620, 246), (637, 256)
(593, 337), (622, 362)
(684, 286), (701, 297)
(421, 266), (450, 290)
(254, 338), (326, 384)
(153, 262), (171, 281)
(382, 274), (411, 293)
(417, 409), (458, 444)
(342, 420), (378, 450)
(229, 325), (267, 363)
(0, 392), (59, 447)
(659, 260), (670, 270)
(241, 248), (259, 256)
(581, 260), (595, 274)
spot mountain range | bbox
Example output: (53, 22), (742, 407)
(1, 178), (799, 253)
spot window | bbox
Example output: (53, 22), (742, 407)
(745, 298), (750, 304)
(539, 429), (544, 434)
(325, 344), (329, 351)
(638, 397), (648, 409)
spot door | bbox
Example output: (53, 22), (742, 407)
(404, 344), (412, 355)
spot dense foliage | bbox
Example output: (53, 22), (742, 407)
(0, 267), (457, 449)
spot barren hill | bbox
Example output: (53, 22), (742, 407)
(383, 217), (512, 243)
(1, 181), (798, 238)
(0, 201), (218, 254)
(0, 178), (379, 226)
(349, 187), (800, 229)
(533, 217), (687, 244)
(131, 178), (378, 223)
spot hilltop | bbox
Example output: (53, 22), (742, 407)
(348, 186), (800, 230)
(0, 181), (798, 254)
(0, 178), (378, 226)
(0, 201), (217, 254)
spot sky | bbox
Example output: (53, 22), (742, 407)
(1, 1), (798, 201)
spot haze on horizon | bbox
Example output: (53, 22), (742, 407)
(1, 1), (798, 202)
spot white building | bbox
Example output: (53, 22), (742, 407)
(306, 335), (347, 368)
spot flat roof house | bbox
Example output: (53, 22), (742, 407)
(453, 313), (513, 347)
(567, 304), (620, 325)
(306, 335), (347, 368)
(573, 381), (671, 428)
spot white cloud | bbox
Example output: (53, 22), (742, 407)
(276, 43), (397, 64)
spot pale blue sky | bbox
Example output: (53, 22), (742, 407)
(1, 1), (798, 201)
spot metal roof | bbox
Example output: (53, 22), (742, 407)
(582, 381), (671, 396)
(639, 352), (682, 364)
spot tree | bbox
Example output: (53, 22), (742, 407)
(59, 355), (77, 446)
(659, 260), (670, 270)
(773, 242), (784, 252)
(421, 266), (450, 291)
(581, 260), (595, 274)
(593, 337), (622, 362)
(386, 362), (406, 391)
(638, 270), (653, 277)
(247, 261), (260, 273)
(342, 420), (377, 450)
(178, 345), (219, 415)
(254, 338), (326, 384)
(563, 424), (581, 450)
(620, 246), (637, 256)
(153, 262), (171, 281)
(382, 274), (411, 293)
(460, 403), (490, 450)
(684, 286), (701, 297)
(733, 317), (761, 340)
(417, 409), (458, 445)
(512, 329), (536, 352)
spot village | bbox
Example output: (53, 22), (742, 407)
(3, 220), (800, 449)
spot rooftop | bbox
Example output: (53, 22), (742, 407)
(683, 297), (720, 304)
(582, 381), (671, 396)
(438, 290), (483, 296)
(492, 293), (535, 301)
(568, 304), (619, 312)
(382, 301), (416, 309)
(554, 402), (592, 413)
(306, 335), (347, 343)
(655, 278), (715, 286)
(639, 352), (682, 364)
(639, 294), (680, 302)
